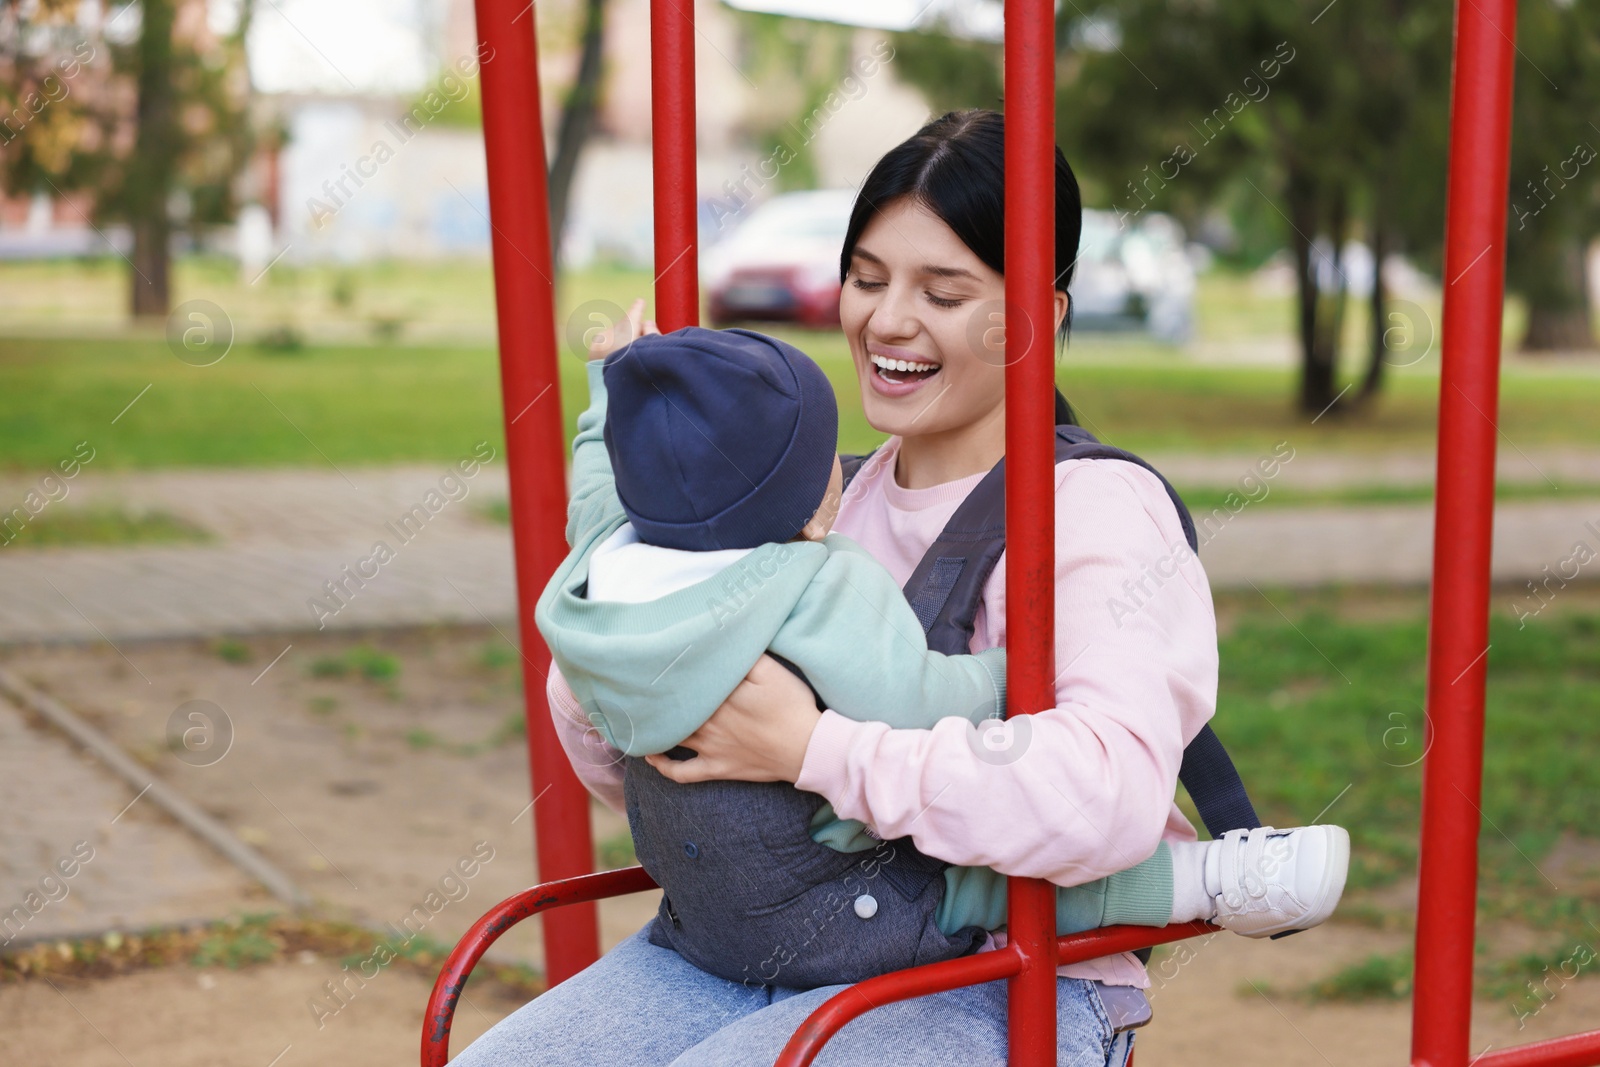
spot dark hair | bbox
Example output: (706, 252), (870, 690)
(838, 108), (1085, 336)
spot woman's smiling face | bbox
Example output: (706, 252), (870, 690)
(839, 197), (1008, 441)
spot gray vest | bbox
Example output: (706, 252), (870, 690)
(626, 758), (986, 988)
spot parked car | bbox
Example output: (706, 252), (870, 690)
(703, 189), (855, 329)
(703, 192), (1196, 342)
(1070, 210), (1197, 343)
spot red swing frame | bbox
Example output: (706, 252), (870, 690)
(423, 0), (1600, 1063)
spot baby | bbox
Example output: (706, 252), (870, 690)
(536, 325), (1348, 989)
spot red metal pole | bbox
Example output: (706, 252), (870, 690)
(1003, 1), (1059, 1062)
(1410, 0), (1519, 1063)
(651, 0), (699, 329)
(472, 0), (599, 985)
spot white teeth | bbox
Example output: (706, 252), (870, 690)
(871, 354), (937, 374)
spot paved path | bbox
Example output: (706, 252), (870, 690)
(0, 455), (1596, 644)
(1145, 445), (1600, 491)
(0, 466), (517, 643)
(0, 696), (259, 944)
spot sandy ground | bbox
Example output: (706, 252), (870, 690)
(4, 630), (1597, 1065)
(0, 628), (660, 959)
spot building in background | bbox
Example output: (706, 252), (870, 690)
(260, 0), (931, 268)
(0, 0), (936, 268)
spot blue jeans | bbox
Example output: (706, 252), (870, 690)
(453, 922), (1136, 1066)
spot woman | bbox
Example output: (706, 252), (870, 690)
(457, 109), (1211, 1066)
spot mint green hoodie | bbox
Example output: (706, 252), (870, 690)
(535, 362), (1172, 935)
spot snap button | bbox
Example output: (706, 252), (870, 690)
(683, 841), (699, 858)
(853, 893), (878, 919)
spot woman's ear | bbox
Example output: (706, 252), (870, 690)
(1052, 290), (1070, 336)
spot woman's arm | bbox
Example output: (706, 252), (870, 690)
(650, 460), (1216, 887)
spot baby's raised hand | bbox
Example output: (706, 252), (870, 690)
(587, 297), (661, 361)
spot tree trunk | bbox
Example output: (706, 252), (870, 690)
(547, 0), (608, 278)
(1517, 233), (1595, 352)
(1291, 184), (1339, 415)
(1360, 218), (1389, 400)
(128, 0), (177, 318)
(1313, 194), (1349, 393)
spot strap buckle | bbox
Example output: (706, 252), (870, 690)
(1092, 981), (1153, 1033)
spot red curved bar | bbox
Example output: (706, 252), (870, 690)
(1001, 0), (1063, 1062)
(1474, 1032), (1600, 1067)
(773, 922), (1217, 1067)
(774, 944), (1025, 1067)
(1055, 920), (1217, 966)
(1410, 0), (1522, 1062)
(471, 0), (601, 987)
(420, 866), (659, 1067)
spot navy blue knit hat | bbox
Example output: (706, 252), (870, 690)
(602, 327), (839, 551)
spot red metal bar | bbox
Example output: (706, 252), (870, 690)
(774, 923), (1214, 1067)
(776, 945), (1025, 1067)
(1410, 0), (1520, 1064)
(472, 0), (600, 987)
(651, 0), (699, 329)
(1002, 1), (1060, 1063)
(1474, 1032), (1600, 1067)
(420, 867), (660, 1067)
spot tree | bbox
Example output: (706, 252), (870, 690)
(548, 0), (608, 276)
(728, 10), (857, 198)
(1057, 0), (1454, 416)
(125, 0), (177, 316)
(1, 0), (254, 319)
(1503, 0), (1600, 353)
(889, 3), (1465, 416)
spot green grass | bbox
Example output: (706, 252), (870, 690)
(307, 645), (401, 683)
(0, 333), (508, 470)
(1211, 590), (1600, 1001)
(405, 728), (442, 750)
(479, 479), (1600, 519)
(9, 327), (1598, 470)
(597, 830), (638, 870)
(1303, 952), (1415, 1003)
(402, 714), (524, 757)
(1211, 595), (1600, 896)
(6, 262), (1600, 471)
(1176, 481), (1600, 513)
(1482, 941), (1600, 1002)
(476, 639), (520, 673)
(190, 914), (282, 970)
(0, 506), (212, 548)
(1, 912), (546, 1000)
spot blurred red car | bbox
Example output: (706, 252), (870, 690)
(703, 189), (855, 329)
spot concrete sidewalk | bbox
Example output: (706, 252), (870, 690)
(0, 457), (1596, 644)
(0, 694), (261, 943)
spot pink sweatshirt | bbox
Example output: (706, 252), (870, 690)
(547, 436), (1218, 988)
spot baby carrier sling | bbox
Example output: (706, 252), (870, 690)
(621, 392), (1259, 989)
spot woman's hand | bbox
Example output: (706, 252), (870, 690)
(645, 655), (823, 784)
(587, 297), (659, 360)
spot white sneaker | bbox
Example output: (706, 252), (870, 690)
(1207, 825), (1350, 938)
